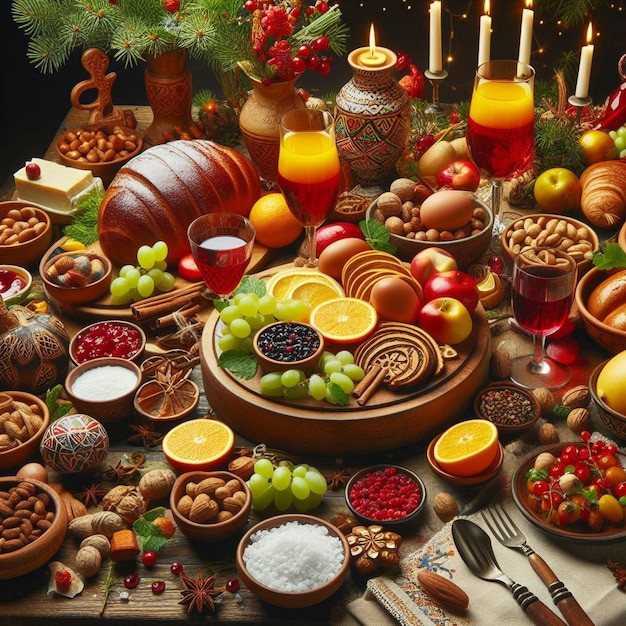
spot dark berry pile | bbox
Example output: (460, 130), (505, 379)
(256, 323), (321, 362)
(349, 467), (422, 521)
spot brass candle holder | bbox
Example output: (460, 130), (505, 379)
(568, 95), (593, 125)
(424, 69), (448, 114)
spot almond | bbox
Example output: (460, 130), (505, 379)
(193, 477), (225, 498)
(189, 494), (219, 523)
(417, 570), (469, 610)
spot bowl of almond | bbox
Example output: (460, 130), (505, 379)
(169, 470), (252, 542)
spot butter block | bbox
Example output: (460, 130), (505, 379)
(14, 158), (98, 214)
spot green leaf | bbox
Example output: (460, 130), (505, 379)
(218, 349), (258, 379)
(359, 218), (397, 254)
(327, 381), (349, 407)
(213, 276), (267, 312)
(592, 242), (626, 270)
(45, 384), (74, 422)
(133, 508), (170, 553)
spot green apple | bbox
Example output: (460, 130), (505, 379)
(533, 167), (582, 214)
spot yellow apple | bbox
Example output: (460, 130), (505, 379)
(579, 130), (618, 165)
(596, 350), (626, 415)
(533, 168), (582, 214)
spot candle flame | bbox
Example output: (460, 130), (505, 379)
(368, 23), (377, 57)
(484, 0), (490, 15)
(586, 22), (593, 44)
(526, 0), (533, 8)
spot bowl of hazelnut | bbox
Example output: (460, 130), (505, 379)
(170, 470), (252, 543)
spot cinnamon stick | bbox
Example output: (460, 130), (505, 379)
(131, 283), (206, 320)
(356, 366), (388, 406)
(353, 363), (384, 398)
(154, 303), (204, 329)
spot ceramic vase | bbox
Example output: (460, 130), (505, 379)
(335, 49), (411, 187)
(143, 49), (193, 146)
(238, 68), (306, 183)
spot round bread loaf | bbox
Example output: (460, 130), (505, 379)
(98, 141), (261, 266)
(588, 268), (626, 330)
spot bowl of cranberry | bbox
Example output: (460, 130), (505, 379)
(345, 464), (427, 527)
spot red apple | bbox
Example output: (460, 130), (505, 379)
(423, 269), (479, 312)
(418, 297), (473, 345)
(410, 247), (458, 286)
(436, 160), (481, 192)
(314, 222), (365, 256)
(533, 167), (582, 214)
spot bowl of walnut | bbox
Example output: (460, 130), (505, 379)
(170, 470), (251, 542)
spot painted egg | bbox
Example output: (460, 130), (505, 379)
(40, 414), (109, 473)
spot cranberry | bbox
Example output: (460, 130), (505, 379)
(142, 551), (157, 568)
(170, 562), (184, 576)
(124, 574), (140, 589)
(25, 161), (41, 180)
(225, 578), (240, 593)
(151, 581), (166, 595)
(55, 570), (72, 591)
(487, 255), (504, 275)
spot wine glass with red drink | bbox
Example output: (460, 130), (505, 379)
(510, 247), (577, 390)
(187, 213), (256, 300)
(466, 60), (535, 234)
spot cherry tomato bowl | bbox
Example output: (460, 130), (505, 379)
(512, 442), (626, 544)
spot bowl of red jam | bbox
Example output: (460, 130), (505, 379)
(70, 320), (146, 365)
(345, 464), (426, 527)
(0, 265), (32, 306)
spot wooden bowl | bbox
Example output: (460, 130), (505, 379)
(236, 514), (350, 608)
(0, 391), (50, 470)
(55, 123), (143, 186)
(500, 214), (599, 275)
(575, 267), (626, 354)
(366, 196), (493, 268)
(618, 220), (626, 251)
(170, 471), (251, 543)
(0, 264), (33, 307)
(589, 360), (626, 440)
(134, 378), (200, 421)
(64, 357), (142, 423)
(345, 464), (426, 527)
(252, 321), (325, 374)
(69, 319), (146, 365)
(0, 476), (68, 580)
(426, 434), (504, 485)
(473, 382), (541, 436)
(0, 202), (52, 268)
(40, 250), (112, 305)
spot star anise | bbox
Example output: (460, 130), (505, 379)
(608, 559), (626, 590)
(325, 467), (351, 491)
(128, 420), (164, 447)
(178, 572), (224, 614)
(75, 482), (107, 507)
(105, 452), (145, 483)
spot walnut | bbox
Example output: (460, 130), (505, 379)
(346, 525), (402, 575)
(561, 385), (591, 409)
(80, 534), (111, 559)
(138, 469), (177, 503)
(538, 422), (560, 445)
(490, 349), (512, 380)
(102, 485), (146, 524)
(227, 456), (254, 480)
(567, 407), (592, 435)
(533, 388), (557, 416)
(433, 492), (459, 522)
(74, 545), (102, 578)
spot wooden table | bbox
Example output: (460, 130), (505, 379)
(0, 106), (620, 625)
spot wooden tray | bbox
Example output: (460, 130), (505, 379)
(200, 266), (491, 456)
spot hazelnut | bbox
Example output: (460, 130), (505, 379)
(433, 493), (459, 522)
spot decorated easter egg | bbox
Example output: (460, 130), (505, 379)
(40, 414), (109, 473)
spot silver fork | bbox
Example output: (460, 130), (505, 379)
(482, 503), (595, 626)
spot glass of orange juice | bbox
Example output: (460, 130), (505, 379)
(466, 60), (535, 234)
(278, 109), (341, 267)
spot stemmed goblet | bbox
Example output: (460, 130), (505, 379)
(466, 60), (535, 235)
(187, 213), (256, 301)
(278, 108), (341, 267)
(510, 247), (577, 390)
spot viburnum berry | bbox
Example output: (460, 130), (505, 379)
(142, 551), (157, 568)
(291, 57), (306, 73)
(298, 44), (311, 58)
(315, 1), (330, 14)
(225, 578), (240, 593)
(151, 581), (166, 595)
(317, 59), (331, 76)
(244, 1), (257, 12)
(170, 562), (184, 576)
(164, 0), (180, 13)
(55, 569), (73, 591)
(124, 574), (140, 589)
(311, 36), (330, 52)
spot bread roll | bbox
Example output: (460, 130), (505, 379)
(580, 160), (626, 228)
(588, 269), (626, 324)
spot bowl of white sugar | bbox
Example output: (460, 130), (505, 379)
(64, 357), (142, 423)
(236, 514), (350, 608)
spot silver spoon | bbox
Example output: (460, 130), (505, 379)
(452, 518), (567, 626)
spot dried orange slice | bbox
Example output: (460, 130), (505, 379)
(162, 418), (234, 472)
(433, 419), (499, 477)
(309, 297), (378, 345)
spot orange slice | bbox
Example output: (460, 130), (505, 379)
(287, 278), (345, 312)
(266, 268), (340, 300)
(309, 297), (378, 345)
(433, 419), (499, 477)
(162, 418), (234, 472)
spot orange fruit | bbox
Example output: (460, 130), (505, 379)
(162, 418), (234, 472)
(309, 297), (378, 344)
(248, 192), (303, 248)
(433, 419), (499, 477)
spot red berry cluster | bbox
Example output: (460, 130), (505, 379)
(349, 467), (422, 521)
(525, 432), (626, 532)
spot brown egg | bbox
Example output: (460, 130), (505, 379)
(16, 462), (49, 483)
(370, 276), (422, 323)
(420, 189), (475, 231)
(318, 237), (372, 280)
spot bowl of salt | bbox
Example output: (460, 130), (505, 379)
(235, 514), (350, 608)
(64, 357), (142, 423)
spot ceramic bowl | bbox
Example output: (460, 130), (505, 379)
(473, 382), (541, 436)
(500, 213), (599, 275)
(589, 360), (626, 440)
(55, 123), (143, 186)
(0, 476), (68, 579)
(170, 470), (251, 543)
(366, 195), (493, 268)
(236, 514), (350, 608)
(0, 391), (50, 471)
(426, 434), (504, 485)
(345, 464), (426, 527)
(512, 442), (626, 543)
(134, 378), (200, 421)
(69, 319), (146, 365)
(0, 201), (52, 268)
(64, 357), (142, 423)
(253, 321), (325, 374)
(40, 250), (112, 305)
(0, 264), (33, 307)
(575, 267), (626, 355)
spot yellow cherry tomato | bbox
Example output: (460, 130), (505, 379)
(598, 493), (624, 524)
